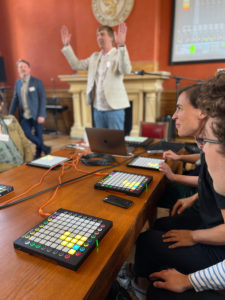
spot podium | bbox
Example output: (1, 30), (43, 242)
(59, 72), (170, 139)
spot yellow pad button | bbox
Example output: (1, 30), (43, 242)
(61, 241), (68, 246)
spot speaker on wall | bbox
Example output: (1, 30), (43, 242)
(0, 57), (6, 82)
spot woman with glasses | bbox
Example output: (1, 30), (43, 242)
(119, 74), (225, 300)
(147, 96), (225, 299)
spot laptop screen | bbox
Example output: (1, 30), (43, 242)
(85, 128), (132, 156)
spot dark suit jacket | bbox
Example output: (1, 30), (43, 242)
(9, 76), (46, 120)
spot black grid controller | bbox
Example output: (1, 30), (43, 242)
(0, 184), (14, 197)
(94, 170), (153, 196)
(127, 156), (166, 170)
(14, 208), (113, 271)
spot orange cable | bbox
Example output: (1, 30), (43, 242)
(0, 153), (77, 207)
(1, 150), (111, 212)
(71, 151), (109, 176)
(38, 162), (66, 217)
(0, 164), (56, 206)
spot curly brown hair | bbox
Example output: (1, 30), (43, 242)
(197, 72), (225, 154)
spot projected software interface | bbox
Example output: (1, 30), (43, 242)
(171, 0), (225, 63)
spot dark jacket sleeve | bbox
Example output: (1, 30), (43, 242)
(36, 79), (47, 118)
(9, 81), (20, 115)
(27, 77), (47, 120)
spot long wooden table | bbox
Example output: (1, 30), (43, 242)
(0, 148), (166, 300)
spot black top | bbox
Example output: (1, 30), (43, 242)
(198, 152), (225, 228)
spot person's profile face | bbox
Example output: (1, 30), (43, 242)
(172, 91), (205, 137)
(17, 62), (31, 79)
(97, 29), (113, 50)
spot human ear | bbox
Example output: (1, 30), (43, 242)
(199, 111), (207, 120)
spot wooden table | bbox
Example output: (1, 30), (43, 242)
(0, 149), (166, 300)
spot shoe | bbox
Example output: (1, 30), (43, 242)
(117, 262), (147, 300)
(117, 262), (134, 290)
(44, 146), (51, 155)
(130, 278), (147, 300)
(34, 153), (41, 160)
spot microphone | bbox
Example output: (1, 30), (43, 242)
(133, 70), (145, 75)
(50, 77), (56, 98)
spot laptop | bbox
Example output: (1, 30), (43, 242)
(147, 141), (185, 153)
(85, 128), (134, 156)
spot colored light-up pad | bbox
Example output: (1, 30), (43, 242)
(27, 155), (70, 169)
(94, 170), (152, 196)
(127, 156), (166, 171)
(0, 184), (14, 197)
(14, 208), (112, 271)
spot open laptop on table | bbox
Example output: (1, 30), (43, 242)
(85, 128), (134, 156)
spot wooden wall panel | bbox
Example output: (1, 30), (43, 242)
(4, 89), (73, 134)
(4, 88), (177, 134)
(159, 90), (176, 119)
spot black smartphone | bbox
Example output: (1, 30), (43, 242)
(103, 195), (133, 209)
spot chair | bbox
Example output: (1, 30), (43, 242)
(46, 98), (69, 134)
(140, 122), (168, 139)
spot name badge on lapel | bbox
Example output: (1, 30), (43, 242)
(0, 134), (9, 142)
(3, 119), (12, 126)
(29, 86), (36, 92)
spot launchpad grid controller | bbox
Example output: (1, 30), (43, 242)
(0, 184), (14, 197)
(94, 170), (153, 196)
(14, 208), (113, 271)
(127, 156), (166, 170)
(125, 136), (154, 148)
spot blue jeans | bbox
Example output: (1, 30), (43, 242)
(20, 118), (48, 155)
(93, 108), (125, 130)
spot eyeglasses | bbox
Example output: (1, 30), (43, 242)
(196, 136), (220, 146)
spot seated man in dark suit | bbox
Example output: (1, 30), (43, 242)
(9, 59), (51, 158)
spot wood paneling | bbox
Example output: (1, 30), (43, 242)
(4, 88), (73, 134)
(160, 90), (176, 119)
(4, 88), (177, 133)
(45, 89), (73, 134)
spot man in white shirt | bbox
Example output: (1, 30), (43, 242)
(60, 23), (131, 130)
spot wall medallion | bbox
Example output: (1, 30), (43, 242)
(92, 0), (134, 26)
